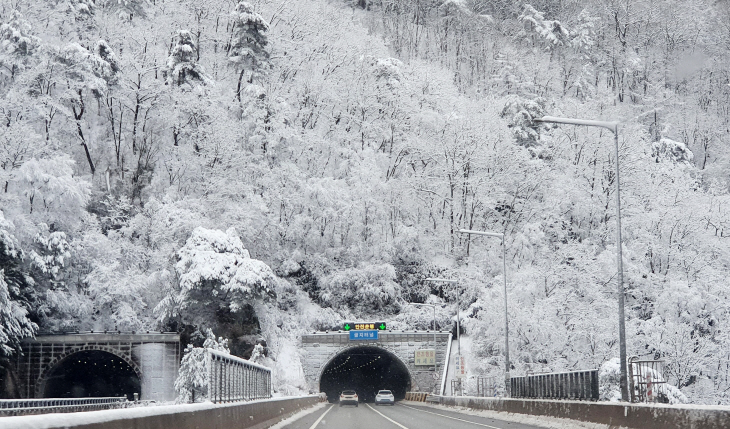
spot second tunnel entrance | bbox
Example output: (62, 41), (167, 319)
(319, 346), (411, 403)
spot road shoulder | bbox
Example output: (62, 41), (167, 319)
(267, 402), (330, 429)
(399, 401), (614, 429)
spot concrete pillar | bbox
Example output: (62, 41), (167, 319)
(132, 343), (178, 401)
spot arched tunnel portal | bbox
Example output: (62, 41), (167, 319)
(319, 346), (411, 403)
(43, 350), (141, 400)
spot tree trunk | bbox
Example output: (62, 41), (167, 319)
(236, 68), (246, 102)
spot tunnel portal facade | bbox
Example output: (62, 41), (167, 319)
(18, 333), (180, 401)
(301, 331), (450, 398)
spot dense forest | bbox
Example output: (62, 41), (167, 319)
(1, 0), (730, 403)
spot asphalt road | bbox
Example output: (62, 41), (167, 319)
(279, 402), (547, 429)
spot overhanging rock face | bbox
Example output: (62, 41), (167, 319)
(301, 331), (451, 394)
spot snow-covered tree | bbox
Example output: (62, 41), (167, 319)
(0, 10), (41, 83)
(156, 227), (277, 329)
(163, 30), (212, 88)
(14, 155), (91, 220)
(228, 1), (269, 102)
(174, 329), (229, 403)
(319, 263), (402, 316)
(500, 96), (546, 148)
(0, 212), (37, 356)
(518, 4), (570, 49)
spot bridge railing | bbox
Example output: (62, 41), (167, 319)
(0, 397), (128, 416)
(207, 349), (272, 403)
(510, 369), (599, 401)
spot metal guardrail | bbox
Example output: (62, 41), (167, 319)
(450, 379), (463, 396)
(511, 369), (599, 401)
(477, 376), (498, 397)
(208, 349), (272, 403)
(0, 397), (128, 416)
(629, 357), (667, 403)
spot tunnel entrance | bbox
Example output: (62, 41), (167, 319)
(319, 346), (410, 403)
(43, 350), (141, 400)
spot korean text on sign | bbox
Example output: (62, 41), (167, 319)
(349, 330), (379, 341)
(414, 349), (436, 366)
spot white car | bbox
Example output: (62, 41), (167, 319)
(339, 390), (358, 406)
(375, 390), (395, 405)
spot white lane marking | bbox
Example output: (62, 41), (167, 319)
(399, 404), (501, 429)
(308, 404), (334, 429)
(366, 403), (411, 429)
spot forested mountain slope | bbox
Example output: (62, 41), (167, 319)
(1, 0), (729, 403)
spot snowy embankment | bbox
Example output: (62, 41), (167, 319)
(433, 395), (730, 429)
(0, 395), (323, 429)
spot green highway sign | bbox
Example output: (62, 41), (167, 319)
(343, 322), (387, 331)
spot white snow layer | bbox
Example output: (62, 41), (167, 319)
(0, 396), (317, 429)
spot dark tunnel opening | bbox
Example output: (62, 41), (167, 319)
(44, 350), (141, 400)
(319, 346), (411, 403)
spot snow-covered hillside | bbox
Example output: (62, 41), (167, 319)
(1, 0), (730, 404)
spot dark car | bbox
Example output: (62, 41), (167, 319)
(339, 390), (359, 406)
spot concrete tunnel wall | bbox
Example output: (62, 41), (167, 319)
(301, 332), (451, 396)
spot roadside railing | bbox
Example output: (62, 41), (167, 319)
(0, 397), (128, 416)
(629, 357), (667, 403)
(208, 349), (272, 403)
(477, 376), (498, 397)
(511, 369), (599, 401)
(404, 392), (429, 401)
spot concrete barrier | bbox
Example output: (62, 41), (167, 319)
(3, 395), (325, 429)
(432, 395), (730, 429)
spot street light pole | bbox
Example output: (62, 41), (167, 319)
(458, 229), (510, 396)
(534, 115), (629, 402)
(425, 278), (459, 355)
(408, 302), (438, 373)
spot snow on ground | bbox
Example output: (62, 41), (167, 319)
(267, 402), (328, 429)
(270, 337), (310, 396)
(402, 400), (622, 429)
(0, 396), (319, 429)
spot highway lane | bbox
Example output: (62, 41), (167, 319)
(279, 402), (548, 429)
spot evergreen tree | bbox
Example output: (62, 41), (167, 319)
(163, 30), (212, 88)
(228, 1), (269, 102)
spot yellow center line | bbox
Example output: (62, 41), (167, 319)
(399, 403), (502, 429)
(365, 403), (411, 429)
(307, 404), (334, 429)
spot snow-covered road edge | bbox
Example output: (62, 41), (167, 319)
(0, 395), (324, 429)
(400, 400), (618, 429)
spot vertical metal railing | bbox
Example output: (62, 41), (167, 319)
(0, 397), (128, 416)
(206, 349), (271, 403)
(629, 357), (666, 403)
(476, 376), (498, 397)
(450, 379), (463, 396)
(510, 369), (599, 401)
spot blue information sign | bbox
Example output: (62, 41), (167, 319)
(349, 330), (378, 340)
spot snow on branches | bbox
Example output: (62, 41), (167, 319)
(0, 212), (36, 355)
(157, 227), (277, 327)
(163, 30), (212, 88)
(174, 329), (229, 403)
